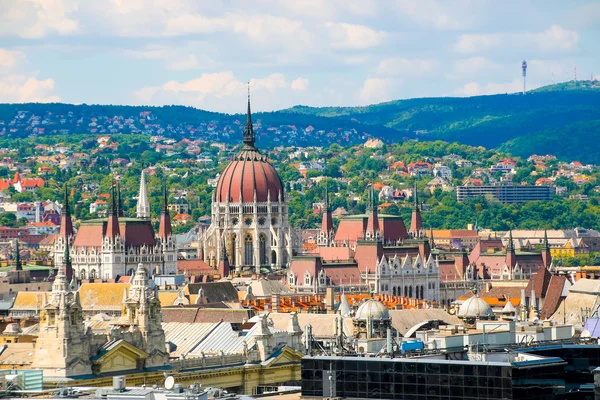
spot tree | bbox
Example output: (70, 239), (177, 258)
(0, 213), (17, 227)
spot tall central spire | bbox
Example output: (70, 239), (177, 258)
(136, 170), (150, 219)
(243, 83), (255, 149)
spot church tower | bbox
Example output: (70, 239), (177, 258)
(54, 185), (74, 268)
(542, 229), (552, 269)
(364, 185), (381, 240)
(31, 268), (92, 377)
(136, 170), (150, 220)
(317, 181), (334, 246)
(101, 186), (125, 279)
(121, 263), (169, 367)
(157, 184), (177, 274)
(410, 183), (423, 237)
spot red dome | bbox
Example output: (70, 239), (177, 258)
(215, 148), (284, 203)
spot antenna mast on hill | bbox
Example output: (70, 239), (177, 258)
(522, 60), (527, 94)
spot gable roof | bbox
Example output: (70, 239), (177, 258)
(187, 282), (239, 303)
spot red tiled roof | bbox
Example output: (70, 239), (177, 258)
(215, 148), (283, 203)
(73, 220), (156, 247)
(21, 178), (44, 188)
(177, 259), (214, 275)
(540, 276), (566, 320)
(290, 257), (322, 278)
(324, 265), (362, 285)
(310, 246), (354, 262)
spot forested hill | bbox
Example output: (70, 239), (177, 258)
(285, 81), (600, 163)
(1, 81), (599, 162)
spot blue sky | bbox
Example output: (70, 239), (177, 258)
(0, 0), (598, 113)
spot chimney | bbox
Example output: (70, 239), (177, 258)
(271, 293), (280, 313)
(325, 287), (335, 314)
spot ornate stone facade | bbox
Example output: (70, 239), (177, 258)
(203, 95), (296, 274)
(53, 175), (177, 280)
(31, 268), (92, 377)
(31, 262), (168, 377)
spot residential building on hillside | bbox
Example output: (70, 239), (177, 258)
(457, 185), (555, 203)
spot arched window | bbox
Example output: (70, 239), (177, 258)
(409, 286), (413, 298)
(404, 286), (408, 297)
(80, 270), (86, 280)
(230, 235), (236, 266)
(259, 234), (267, 265)
(90, 269), (96, 279)
(271, 250), (277, 265)
(244, 234), (253, 266)
(392, 287), (396, 296)
(421, 285), (425, 299)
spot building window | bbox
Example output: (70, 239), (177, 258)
(259, 234), (267, 265)
(244, 234), (253, 266)
(90, 269), (96, 279)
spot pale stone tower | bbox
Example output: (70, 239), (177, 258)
(136, 170), (150, 220)
(121, 263), (169, 367)
(101, 187), (125, 279)
(31, 268), (92, 377)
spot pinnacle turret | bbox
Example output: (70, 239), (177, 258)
(136, 170), (150, 219)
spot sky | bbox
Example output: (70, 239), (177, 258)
(0, 0), (598, 113)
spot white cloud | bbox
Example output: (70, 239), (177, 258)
(453, 34), (502, 54)
(393, 0), (464, 30)
(125, 46), (214, 71)
(0, 48), (60, 103)
(0, 77), (60, 103)
(453, 57), (502, 75)
(230, 14), (313, 48)
(359, 78), (391, 104)
(533, 25), (579, 51)
(291, 77), (309, 91)
(0, 49), (21, 69)
(133, 71), (311, 112)
(376, 57), (437, 76)
(325, 22), (387, 50)
(0, 0), (80, 38)
(454, 25), (579, 54)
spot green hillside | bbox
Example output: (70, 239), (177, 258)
(284, 82), (600, 162)
(2, 81), (599, 162)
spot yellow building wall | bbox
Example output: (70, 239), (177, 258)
(45, 350), (302, 396)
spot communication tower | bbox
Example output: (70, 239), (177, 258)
(522, 60), (527, 94)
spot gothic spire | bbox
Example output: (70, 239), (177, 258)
(321, 179), (334, 237)
(429, 226), (435, 249)
(365, 184), (380, 240)
(117, 182), (124, 217)
(158, 183), (172, 239)
(60, 184), (73, 237)
(242, 83), (255, 149)
(63, 238), (73, 282)
(136, 170), (150, 219)
(106, 185), (120, 238)
(410, 182), (423, 236)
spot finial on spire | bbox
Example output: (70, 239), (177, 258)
(110, 185), (118, 216)
(162, 183), (168, 214)
(243, 83), (255, 149)
(62, 184), (69, 216)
